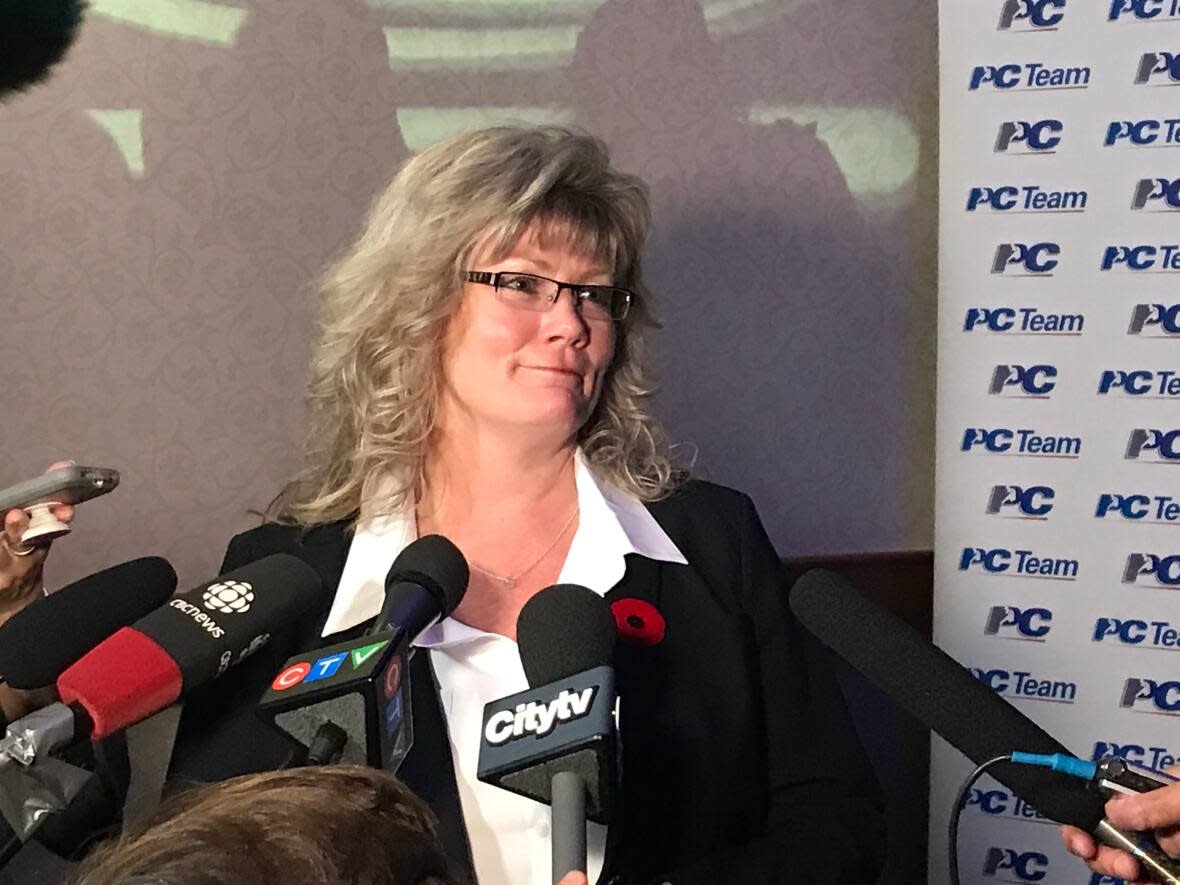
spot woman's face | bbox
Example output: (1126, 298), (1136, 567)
(438, 224), (618, 443)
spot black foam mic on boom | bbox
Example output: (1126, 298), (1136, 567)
(259, 535), (469, 769)
(0, 557), (177, 690)
(789, 569), (1102, 829)
(478, 584), (619, 884)
(0, 0), (85, 98)
(790, 569), (1180, 885)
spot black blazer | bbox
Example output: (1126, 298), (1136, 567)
(169, 480), (884, 885)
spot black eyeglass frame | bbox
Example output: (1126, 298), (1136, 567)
(463, 270), (633, 322)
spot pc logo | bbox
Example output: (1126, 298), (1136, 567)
(1129, 304), (1180, 335)
(1121, 678), (1180, 713)
(1135, 51), (1180, 84)
(995, 120), (1062, 152)
(986, 485), (1055, 517)
(1123, 553), (1180, 587)
(993, 242), (1059, 274)
(985, 605), (1053, 639)
(982, 847), (1048, 881)
(989, 364), (1057, 396)
(998, 0), (1066, 29)
(1131, 178), (1180, 210)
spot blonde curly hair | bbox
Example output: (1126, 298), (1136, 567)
(272, 126), (683, 527)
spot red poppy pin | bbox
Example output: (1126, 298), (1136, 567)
(611, 598), (666, 647)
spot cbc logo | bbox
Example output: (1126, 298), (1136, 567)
(202, 580), (255, 614)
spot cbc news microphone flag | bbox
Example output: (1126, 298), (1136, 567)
(936, 2), (1180, 882)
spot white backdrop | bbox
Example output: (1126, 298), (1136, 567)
(935, 3), (1180, 884)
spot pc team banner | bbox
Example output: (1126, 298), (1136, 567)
(935, 2), (1180, 883)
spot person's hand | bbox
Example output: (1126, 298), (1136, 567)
(556, 873), (589, 885)
(1061, 767), (1180, 883)
(1, 461), (76, 627)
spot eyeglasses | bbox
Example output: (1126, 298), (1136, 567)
(463, 271), (632, 323)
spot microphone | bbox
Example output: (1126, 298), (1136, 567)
(258, 535), (468, 769)
(0, 557), (178, 690)
(478, 584), (619, 884)
(0, 0), (85, 98)
(53, 554), (321, 743)
(790, 569), (1180, 884)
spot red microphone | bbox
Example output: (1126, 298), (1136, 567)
(56, 554), (321, 740)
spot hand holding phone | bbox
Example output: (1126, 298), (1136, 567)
(1, 464), (118, 551)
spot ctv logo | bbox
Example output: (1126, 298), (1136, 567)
(967, 185), (1086, 213)
(993, 242), (1059, 275)
(969, 62), (1090, 90)
(971, 667), (1077, 703)
(989, 364), (1057, 397)
(1097, 369), (1180, 397)
(962, 786), (1049, 823)
(1136, 51), (1180, 85)
(270, 639), (390, 691)
(1105, 119), (1180, 147)
(999, 0), (1065, 29)
(982, 846), (1048, 881)
(1121, 677), (1180, 714)
(1124, 553), (1180, 587)
(995, 120), (1062, 153)
(1131, 177), (1180, 210)
(1111, 0), (1180, 19)
(961, 427), (1081, 458)
(1092, 740), (1179, 769)
(1095, 492), (1180, 523)
(1101, 244), (1180, 271)
(1129, 304), (1180, 335)
(986, 485), (1055, 518)
(1094, 617), (1180, 648)
(1127, 428), (1180, 462)
(959, 547), (1079, 580)
(986, 605), (1052, 639)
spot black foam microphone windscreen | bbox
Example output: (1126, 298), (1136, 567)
(790, 568), (1105, 831)
(375, 534), (469, 635)
(0, 556), (177, 689)
(516, 583), (616, 687)
(0, 0), (85, 97)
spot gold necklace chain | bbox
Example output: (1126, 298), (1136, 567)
(467, 505), (579, 589)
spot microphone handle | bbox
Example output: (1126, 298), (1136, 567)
(551, 770), (586, 884)
(1095, 819), (1180, 884)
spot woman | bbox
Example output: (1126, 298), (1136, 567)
(8, 127), (883, 884)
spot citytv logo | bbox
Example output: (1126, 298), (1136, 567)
(982, 847), (1048, 881)
(993, 242), (1059, 275)
(1110, 0), (1180, 20)
(1126, 428), (1180, 462)
(1105, 119), (1180, 147)
(987, 485), (1055, 518)
(1121, 677), (1180, 714)
(1136, 51), (1180, 85)
(1101, 244), (1180, 271)
(1129, 304), (1180, 335)
(986, 605), (1052, 639)
(1131, 178), (1180, 210)
(996, 120), (1062, 153)
(990, 364), (1057, 396)
(999, 0), (1065, 29)
(1124, 553), (1180, 587)
(962, 427), (1080, 458)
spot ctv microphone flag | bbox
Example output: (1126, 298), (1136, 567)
(258, 629), (411, 769)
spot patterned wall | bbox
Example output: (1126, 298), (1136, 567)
(0, 0), (937, 588)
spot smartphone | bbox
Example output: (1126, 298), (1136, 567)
(0, 466), (120, 513)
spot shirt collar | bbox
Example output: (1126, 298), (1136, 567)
(320, 450), (686, 642)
